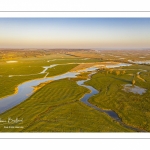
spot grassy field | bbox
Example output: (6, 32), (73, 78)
(0, 49), (150, 132)
(86, 64), (150, 131)
(0, 74), (45, 98)
(0, 55), (102, 98)
(46, 64), (78, 77)
(0, 79), (132, 132)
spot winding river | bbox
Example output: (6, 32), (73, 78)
(77, 72), (145, 132)
(0, 63), (146, 132)
(0, 72), (79, 114)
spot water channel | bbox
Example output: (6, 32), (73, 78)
(0, 63), (146, 132)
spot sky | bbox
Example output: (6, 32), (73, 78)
(0, 18), (150, 49)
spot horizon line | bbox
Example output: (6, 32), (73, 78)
(0, 48), (150, 50)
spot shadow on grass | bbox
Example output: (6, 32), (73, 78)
(110, 76), (131, 84)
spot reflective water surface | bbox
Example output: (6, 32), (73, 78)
(0, 72), (79, 114)
(0, 64), (146, 131)
(122, 84), (147, 95)
(77, 73), (146, 132)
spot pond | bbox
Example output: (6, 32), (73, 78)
(122, 84), (147, 95)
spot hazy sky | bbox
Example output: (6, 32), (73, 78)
(0, 18), (150, 49)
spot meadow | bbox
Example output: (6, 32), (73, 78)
(0, 51), (101, 98)
(0, 49), (150, 132)
(86, 64), (150, 131)
(0, 78), (132, 132)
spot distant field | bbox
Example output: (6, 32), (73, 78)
(46, 64), (78, 77)
(0, 52), (101, 98)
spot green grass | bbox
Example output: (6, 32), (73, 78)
(1, 54), (150, 132)
(46, 64), (78, 77)
(0, 59), (50, 98)
(0, 59), (78, 98)
(0, 74), (45, 98)
(122, 64), (150, 71)
(0, 56), (102, 98)
(0, 58), (96, 76)
(86, 65), (150, 131)
(0, 79), (132, 132)
(0, 60), (48, 75)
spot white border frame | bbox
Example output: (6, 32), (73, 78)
(1, 12), (150, 18)
(0, 11), (150, 139)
